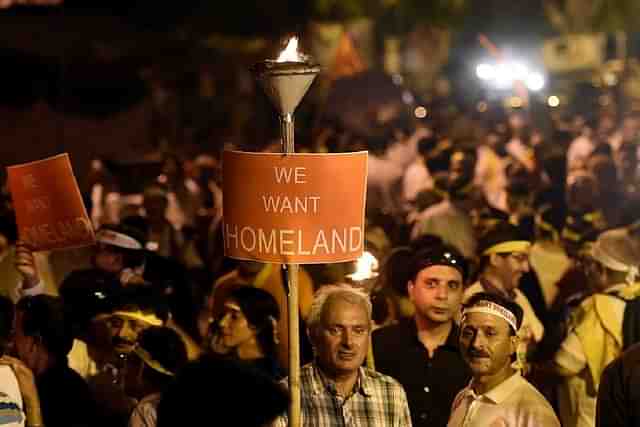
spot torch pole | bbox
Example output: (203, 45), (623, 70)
(281, 113), (301, 427)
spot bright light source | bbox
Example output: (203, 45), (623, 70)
(276, 37), (302, 62)
(508, 96), (523, 108)
(476, 63), (495, 81)
(347, 251), (379, 281)
(547, 95), (560, 107)
(525, 72), (545, 91)
(494, 63), (514, 89)
(477, 101), (488, 113)
(511, 62), (529, 80)
(414, 106), (427, 119)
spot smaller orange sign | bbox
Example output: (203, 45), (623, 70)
(223, 151), (368, 264)
(7, 153), (95, 251)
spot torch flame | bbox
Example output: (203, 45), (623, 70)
(276, 37), (302, 62)
(347, 251), (379, 282)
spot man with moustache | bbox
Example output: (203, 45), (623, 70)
(448, 292), (559, 427)
(88, 286), (169, 427)
(272, 284), (412, 426)
(464, 222), (544, 361)
(373, 244), (470, 426)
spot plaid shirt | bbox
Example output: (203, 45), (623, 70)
(272, 363), (412, 427)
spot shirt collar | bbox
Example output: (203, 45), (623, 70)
(466, 371), (522, 404)
(311, 364), (372, 398)
(408, 318), (461, 351)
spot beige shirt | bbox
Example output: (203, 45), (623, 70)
(447, 372), (560, 427)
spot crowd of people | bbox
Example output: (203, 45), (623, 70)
(1, 70), (640, 426)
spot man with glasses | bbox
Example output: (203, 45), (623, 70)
(464, 222), (544, 365)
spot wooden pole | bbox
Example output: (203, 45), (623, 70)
(282, 113), (301, 427)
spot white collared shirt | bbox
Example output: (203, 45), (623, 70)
(447, 372), (559, 427)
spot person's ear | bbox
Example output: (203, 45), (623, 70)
(407, 280), (415, 300)
(509, 333), (519, 355)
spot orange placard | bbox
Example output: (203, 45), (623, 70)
(223, 150), (367, 264)
(7, 153), (95, 251)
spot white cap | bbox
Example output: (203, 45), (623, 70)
(96, 229), (143, 250)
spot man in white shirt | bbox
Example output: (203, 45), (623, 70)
(448, 292), (559, 427)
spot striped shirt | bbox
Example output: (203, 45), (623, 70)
(0, 366), (24, 427)
(272, 363), (412, 427)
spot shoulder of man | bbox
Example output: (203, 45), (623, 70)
(361, 367), (405, 390)
(0, 383), (24, 426)
(372, 321), (410, 344)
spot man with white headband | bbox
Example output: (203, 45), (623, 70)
(448, 292), (560, 427)
(553, 226), (640, 427)
(464, 222), (544, 362)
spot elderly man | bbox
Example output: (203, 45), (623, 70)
(273, 284), (412, 426)
(448, 292), (559, 427)
(373, 244), (470, 426)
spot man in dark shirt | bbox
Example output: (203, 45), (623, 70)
(373, 243), (471, 426)
(13, 295), (97, 427)
(597, 342), (640, 427)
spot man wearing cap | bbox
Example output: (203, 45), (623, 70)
(13, 224), (147, 302)
(88, 286), (170, 427)
(464, 222), (544, 360)
(373, 244), (470, 426)
(448, 292), (560, 427)
(553, 226), (640, 427)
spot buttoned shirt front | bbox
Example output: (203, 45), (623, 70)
(272, 363), (412, 427)
(373, 319), (470, 427)
(447, 372), (560, 427)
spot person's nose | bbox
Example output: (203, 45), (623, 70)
(470, 331), (487, 351)
(118, 321), (135, 341)
(435, 283), (449, 300)
(341, 329), (355, 348)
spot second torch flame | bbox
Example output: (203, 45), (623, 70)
(276, 37), (303, 62)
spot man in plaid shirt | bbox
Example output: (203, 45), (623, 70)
(273, 284), (412, 427)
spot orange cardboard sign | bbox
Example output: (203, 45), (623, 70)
(223, 150), (367, 264)
(7, 153), (95, 251)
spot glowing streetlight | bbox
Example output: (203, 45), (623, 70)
(525, 72), (545, 92)
(476, 63), (495, 81)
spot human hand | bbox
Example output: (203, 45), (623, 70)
(0, 355), (43, 425)
(14, 240), (40, 289)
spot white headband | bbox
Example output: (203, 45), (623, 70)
(461, 300), (518, 332)
(96, 229), (143, 250)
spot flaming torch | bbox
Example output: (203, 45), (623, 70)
(251, 37), (320, 427)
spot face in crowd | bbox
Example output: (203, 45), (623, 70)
(93, 242), (125, 274)
(104, 314), (157, 355)
(490, 250), (530, 292)
(312, 294), (371, 378)
(218, 300), (257, 351)
(408, 265), (463, 325)
(459, 311), (517, 382)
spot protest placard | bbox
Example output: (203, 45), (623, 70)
(223, 150), (367, 264)
(7, 153), (95, 251)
